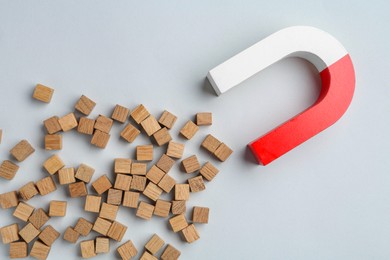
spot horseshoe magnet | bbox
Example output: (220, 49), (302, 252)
(207, 26), (355, 165)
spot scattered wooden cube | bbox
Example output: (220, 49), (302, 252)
(145, 233), (164, 255)
(117, 240), (138, 260)
(74, 218), (93, 236)
(10, 139), (35, 162)
(154, 200), (171, 218)
(181, 224), (200, 243)
(166, 141), (184, 159)
(161, 244), (181, 260)
(196, 112), (212, 126)
(122, 191), (139, 208)
(156, 154), (175, 173)
(91, 130), (110, 148)
(175, 184), (190, 201)
(179, 120), (199, 140)
(75, 95), (96, 116)
(112, 104), (130, 123)
(80, 240), (96, 259)
(136, 201), (154, 220)
(201, 134), (222, 153)
(114, 174), (132, 191)
(58, 167), (76, 185)
(85, 195), (102, 213)
(131, 163), (147, 175)
(36, 176), (57, 196)
(94, 115), (113, 133)
(30, 241), (51, 260)
(92, 175), (112, 195)
(75, 163), (95, 183)
(9, 241), (28, 258)
(19, 182), (38, 201)
(63, 227), (80, 243)
(214, 143), (233, 162)
(69, 182), (88, 197)
(0, 191), (18, 209)
(38, 225), (59, 246)
(28, 208), (50, 229)
(181, 155), (200, 173)
(136, 145), (153, 161)
(158, 110), (177, 129)
(192, 206), (209, 224)
(44, 134), (62, 150)
(153, 127), (172, 146)
(141, 115), (161, 136)
(143, 182), (163, 201)
(157, 174), (176, 193)
(95, 237), (110, 254)
(19, 222), (40, 243)
(107, 189), (123, 205)
(114, 158), (132, 174)
(130, 176), (147, 192)
(1, 223), (19, 244)
(107, 221), (127, 241)
(199, 162), (219, 181)
(130, 104), (150, 124)
(140, 251), (158, 260)
(58, 113), (78, 132)
(93, 217), (112, 236)
(99, 202), (119, 221)
(77, 117), (95, 135)
(146, 165), (166, 184)
(49, 200), (67, 217)
(169, 214), (188, 232)
(13, 202), (35, 222)
(0, 160), (19, 180)
(171, 200), (186, 215)
(188, 176), (206, 192)
(43, 154), (65, 175)
(120, 123), (140, 143)
(33, 84), (54, 103)
(43, 116), (61, 134)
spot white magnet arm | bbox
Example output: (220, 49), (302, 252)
(207, 26), (348, 95)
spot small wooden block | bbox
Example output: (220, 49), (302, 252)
(9, 241), (28, 258)
(131, 163), (147, 175)
(38, 225), (59, 246)
(130, 104), (150, 124)
(141, 116), (161, 136)
(33, 84), (54, 103)
(158, 110), (177, 129)
(117, 240), (138, 260)
(188, 176), (206, 192)
(161, 244), (181, 260)
(175, 184), (190, 201)
(130, 176), (147, 192)
(19, 222), (40, 243)
(144, 233), (164, 255)
(63, 227), (80, 243)
(77, 117), (95, 135)
(92, 175), (113, 195)
(80, 240), (96, 259)
(192, 206), (209, 224)
(146, 165), (166, 184)
(140, 251), (158, 260)
(94, 115), (113, 133)
(58, 113), (78, 132)
(96, 237), (110, 254)
(154, 200), (171, 218)
(91, 130), (110, 148)
(43, 154), (65, 175)
(44, 134), (62, 150)
(179, 120), (199, 140)
(114, 174), (132, 191)
(201, 134), (222, 153)
(28, 208), (49, 229)
(156, 154), (175, 173)
(0, 191), (18, 209)
(43, 116), (61, 134)
(85, 195), (102, 213)
(196, 112), (212, 126)
(153, 128), (172, 146)
(120, 123), (140, 143)
(19, 182), (38, 201)
(30, 241), (51, 260)
(69, 182), (88, 197)
(136, 201), (154, 220)
(0, 129), (2, 144)
(10, 139), (35, 162)
(75, 163), (95, 183)
(143, 182), (163, 201)
(49, 200), (67, 217)
(107, 189), (123, 205)
(0, 160), (19, 180)
(58, 167), (76, 185)
(74, 218), (93, 236)
(1, 223), (19, 244)
(181, 224), (200, 243)
(112, 104), (130, 123)
(99, 202), (119, 221)
(122, 191), (139, 208)
(199, 162), (219, 181)
(166, 141), (184, 159)
(214, 143), (233, 162)
(136, 145), (153, 161)
(157, 174), (176, 193)
(107, 221), (127, 241)
(93, 217), (112, 236)
(171, 200), (186, 215)
(181, 155), (200, 173)
(36, 176), (57, 196)
(13, 202), (35, 222)
(75, 95), (96, 116)
(115, 158), (132, 174)
(169, 214), (188, 232)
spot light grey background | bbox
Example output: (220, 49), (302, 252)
(0, 1), (389, 259)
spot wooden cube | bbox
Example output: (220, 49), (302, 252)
(166, 141), (184, 159)
(157, 174), (176, 193)
(63, 227), (80, 243)
(122, 191), (139, 208)
(28, 208), (49, 229)
(36, 176), (57, 196)
(13, 202), (35, 222)
(77, 117), (95, 135)
(43, 116), (61, 134)
(141, 116), (161, 136)
(130, 104), (150, 124)
(0, 160), (19, 180)
(74, 218), (93, 236)
(140, 251), (158, 260)
(1, 223), (19, 244)
(96, 237), (110, 254)
(115, 158), (132, 174)
(91, 130), (110, 148)
(69, 182), (88, 197)
(181, 224), (200, 243)
(58, 113), (78, 132)
(75, 95), (96, 116)
(10, 139), (35, 162)
(136, 145), (153, 161)
(85, 195), (102, 213)
(107, 221), (127, 241)
(171, 200), (186, 215)
(117, 240), (138, 260)
(92, 175), (112, 195)
(58, 167), (76, 185)
(19, 223), (40, 243)
(192, 206), (209, 224)
(9, 241), (28, 258)
(179, 120), (199, 140)
(146, 165), (166, 184)
(156, 154), (175, 173)
(154, 200), (171, 218)
(115, 174), (132, 191)
(143, 182), (162, 201)
(181, 155), (200, 173)
(130, 176), (146, 192)
(80, 240), (96, 258)
(33, 84), (54, 103)
(201, 134), (221, 153)
(44, 134), (62, 150)
(112, 104), (130, 123)
(131, 163), (147, 175)
(0, 191), (18, 209)
(93, 217), (112, 236)
(136, 201), (154, 220)
(196, 112), (212, 126)
(30, 241), (51, 260)
(175, 184), (189, 201)
(75, 163), (95, 183)
(43, 154), (64, 175)
(99, 202), (119, 221)
(169, 214), (188, 233)
(49, 200), (67, 217)
(107, 189), (123, 205)
(199, 162), (219, 181)
(19, 182), (38, 201)
(153, 127), (172, 146)
(94, 115), (113, 133)
(158, 110), (177, 129)
(145, 233), (164, 255)
(214, 143), (233, 162)
(161, 244), (181, 260)
(38, 225), (59, 246)
(188, 176), (206, 192)
(120, 123), (140, 143)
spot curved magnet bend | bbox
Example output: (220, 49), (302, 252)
(207, 26), (355, 165)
